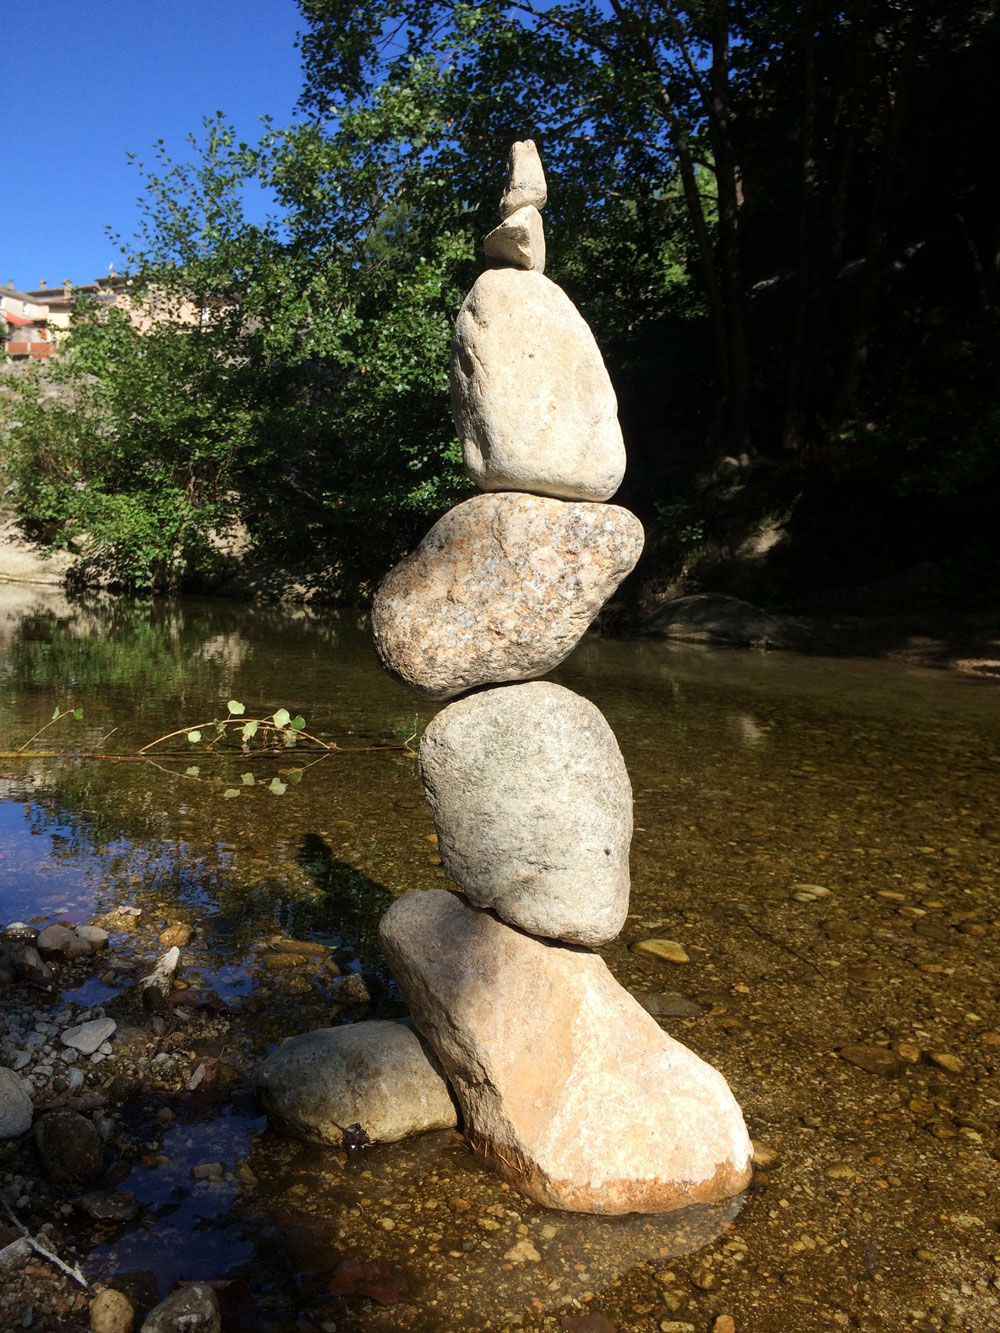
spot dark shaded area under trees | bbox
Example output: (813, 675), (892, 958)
(2, 0), (998, 615)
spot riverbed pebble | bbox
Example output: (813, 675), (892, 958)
(0, 1067), (33, 1138)
(632, 939), (690, 964)
(254, 1021), (458, 1146)
(139, 1282), (220, 1333)
(90, 1286), (135, 1333)
(839, 1045), (904, 1077)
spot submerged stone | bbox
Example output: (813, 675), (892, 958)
(253, 1021), (457, 1146)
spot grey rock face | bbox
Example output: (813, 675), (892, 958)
(451, 268), (626, 501)
(36, 923), (77, 960)
(34, 1108), (103, 1184)
(253, 1021), (457, 1146)
(140, 1283), (220, 1333)
(61, 1017), (116, 1055)
(0, 1066), (32, 1139)
(483, 204), (545, 272)
(371, 492), (643, 700)
(420, 682), (632, 945)
(379, 890), (753, 1215)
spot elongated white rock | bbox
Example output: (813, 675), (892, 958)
(452, 268), (626, 501)
(371, 492), (643, 700)
(379, 891), (753, 1215)
(419, 682), (631, 945)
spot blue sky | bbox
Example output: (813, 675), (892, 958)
(5, 1), (305, 293)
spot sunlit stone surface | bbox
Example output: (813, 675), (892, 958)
(379, 890), (754, 1215)
(419, 681), (632, 946)
(371, 492), (643, 700)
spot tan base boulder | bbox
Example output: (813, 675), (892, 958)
(379, 891), (753, 1214)
(371, 492), (643, 700)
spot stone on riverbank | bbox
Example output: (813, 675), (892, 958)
(61, 1017), (116, 1055)
(140, 1282), (220, 1333)
(419, 682), (632, 945)
(0, 1066), (33, 1138)
(641, 594), (812, 651)
(34, 1108), (103, 1184)
(451, 268), (626, 501)
(372, 493), (643, 700)
(379, 890), (753, 1214)
(253, 1021), (457, 1146)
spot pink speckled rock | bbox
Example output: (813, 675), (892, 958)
(370, 492), (643, 701)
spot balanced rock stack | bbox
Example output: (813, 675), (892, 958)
(371, 141), (752, 1214)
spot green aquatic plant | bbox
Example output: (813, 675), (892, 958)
(12, 704), (85, 757)
(137, 700), (331, 798)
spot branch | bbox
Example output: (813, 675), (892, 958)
(1, 1199), (90, 1291)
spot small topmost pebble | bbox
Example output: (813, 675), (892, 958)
(500, 140), (546, 218)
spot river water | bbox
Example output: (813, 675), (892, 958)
(1, 587), (998, 1332)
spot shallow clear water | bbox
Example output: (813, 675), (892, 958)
(1, 587), (998, 1331)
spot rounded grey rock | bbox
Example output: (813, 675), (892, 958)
(420, 682), (632, 945)
(61, 1017), (116, 1055)
(253, 1021), (457, 1146)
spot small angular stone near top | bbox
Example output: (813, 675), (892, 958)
(484, 204), (546, 272)
(500, 139), (547, 218)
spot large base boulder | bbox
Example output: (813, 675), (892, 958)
(371, 492), (643, 700)
(451, 268), (626, 502)
(379, 891), (753, 1214)
(419, 682), (632, 946)
(253, 1021), (457, 1145)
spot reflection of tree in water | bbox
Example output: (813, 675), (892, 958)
(290, 833), (395, 974)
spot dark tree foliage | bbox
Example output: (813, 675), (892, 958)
(2, 2), (997, 602)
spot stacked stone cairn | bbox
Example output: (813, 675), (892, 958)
(371, 141), (753, 1215)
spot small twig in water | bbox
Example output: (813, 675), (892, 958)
(1, 1199), (90, 1290)
(15, 704), (84, 755)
